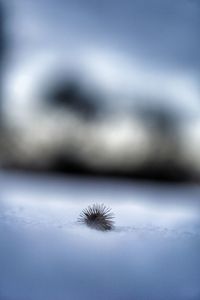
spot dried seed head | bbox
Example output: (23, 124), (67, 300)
(78, 203), (114, 231)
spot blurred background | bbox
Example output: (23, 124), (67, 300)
(0, 0), (200, 182)
(1, 3), (200, 300)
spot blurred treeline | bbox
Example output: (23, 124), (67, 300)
(0, 2), (199, 182)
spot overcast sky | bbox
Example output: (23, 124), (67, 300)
(3, 0), (200, 119)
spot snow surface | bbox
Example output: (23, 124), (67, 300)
(0, 172), (200, 300)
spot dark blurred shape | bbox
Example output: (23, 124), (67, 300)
(136, 104), (177, 135)
(134, 104), (192, 182)
(44, 79), (100, 120)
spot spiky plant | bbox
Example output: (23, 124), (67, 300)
(78, 203), (114, 231)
